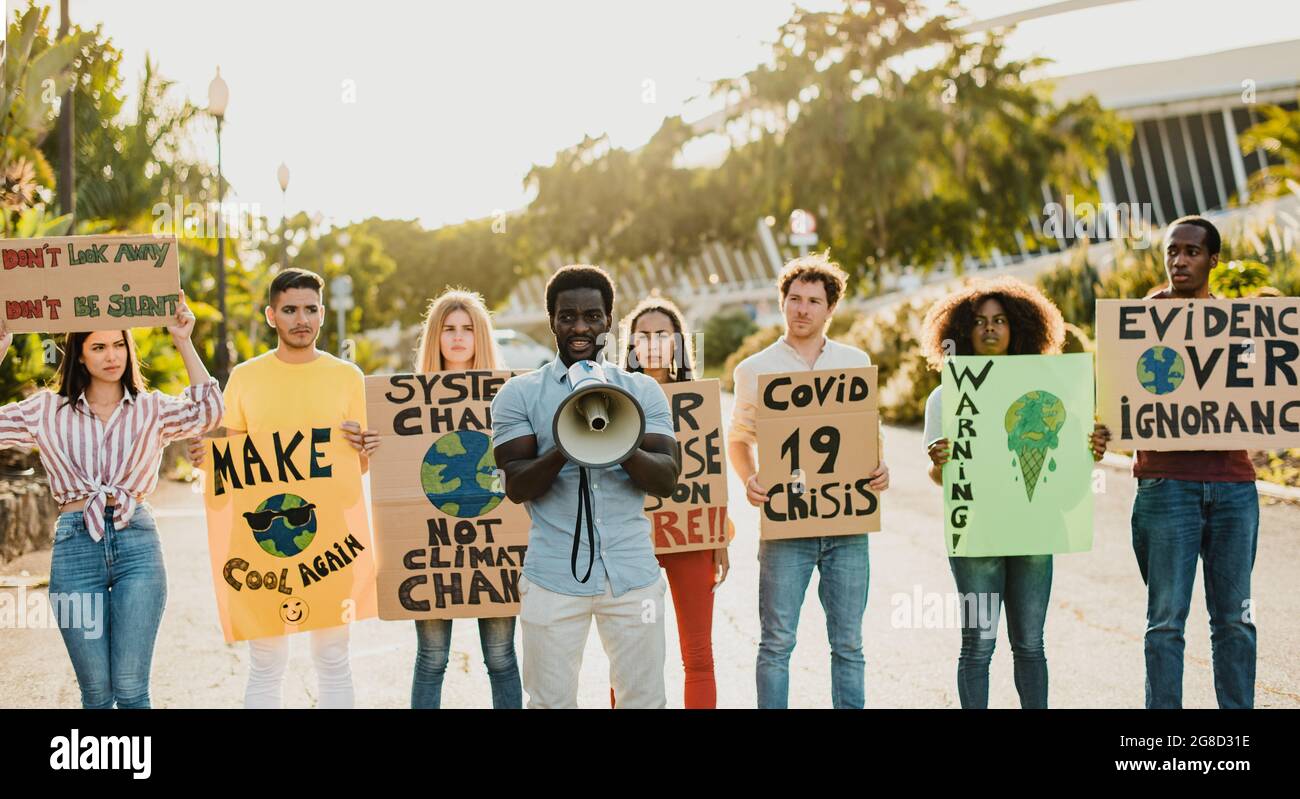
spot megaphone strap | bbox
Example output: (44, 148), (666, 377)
(571, 466), (596, 584)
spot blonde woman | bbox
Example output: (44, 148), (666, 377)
(373, 289), (521, 708)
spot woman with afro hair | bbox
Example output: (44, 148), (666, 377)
(919, 276), (1111, 708)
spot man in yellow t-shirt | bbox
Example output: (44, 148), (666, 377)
(192, 268), (378, 708)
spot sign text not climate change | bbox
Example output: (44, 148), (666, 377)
(369, 371), (528, 614)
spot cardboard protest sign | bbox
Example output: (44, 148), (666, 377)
(756, 366), (880, 539)
(0, 234), (180, 333)
(365, 371), (530, 620)
(202, 428), (377, 642)
(646, 380), (729, 554)
(942, 354), (1094, 557)
(1096, 298), (1300, 450)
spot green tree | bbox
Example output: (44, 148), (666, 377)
(1237, 99), (1300, 199)
(1, 3), (88, 232)
(1210, 259), (1271, 298)
(1037, 242), (1101, 335)
(700, 308), (757, 370)
(516, 0), (1128, 298)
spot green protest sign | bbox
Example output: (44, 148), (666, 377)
(941, 353), (1095, 557)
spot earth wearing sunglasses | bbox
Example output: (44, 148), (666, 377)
(421, 430), (506, 518)
(244, 493), (318, 557)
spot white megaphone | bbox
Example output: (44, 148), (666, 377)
(552, 360), (646, 468)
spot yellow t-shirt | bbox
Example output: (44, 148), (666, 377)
(221, 350), (366, 434)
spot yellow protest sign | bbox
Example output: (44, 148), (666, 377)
(202, 428), (377, 642)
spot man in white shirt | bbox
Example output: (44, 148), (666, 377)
(728, 252), (890, 709)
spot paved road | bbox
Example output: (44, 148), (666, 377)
(2, 393), (1297, 708)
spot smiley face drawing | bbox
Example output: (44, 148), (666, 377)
(280, 597), (309, 625)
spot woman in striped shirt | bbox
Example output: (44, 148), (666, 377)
(0, 293), (223, 708)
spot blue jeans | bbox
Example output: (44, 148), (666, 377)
(1131, 478), (1258, 709)
(757, 534), (869, 709)
(47, 504), (167, 709)
(411, 616), (522, 708)
(948, 555), (1052, 709)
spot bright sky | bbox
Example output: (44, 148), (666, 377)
(21, 0), (1300, 230)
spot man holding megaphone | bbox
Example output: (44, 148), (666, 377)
(491, 265), (681, 709)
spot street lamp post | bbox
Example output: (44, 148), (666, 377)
(56, 0), (75, 228)
(330, 272), (353, 359)
(208, 67), (230, 385)
(276, 162), (290, 270)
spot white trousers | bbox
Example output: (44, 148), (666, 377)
(244, 625), (354, 709)
(519, 573), (667, 709)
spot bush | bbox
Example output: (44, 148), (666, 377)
(1098, 238), (1168, 301)
(845, 295), (938, 424)
(1036, 243), (1101, 336)
(719, 324), (782, 393)
(1210, 259), (1271, 297)
(0, 333), (51, 404)
(700, 308), (757, 370)
(1062, 322), (1092, 353)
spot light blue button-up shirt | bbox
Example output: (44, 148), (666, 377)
(491, 357), (675, 597)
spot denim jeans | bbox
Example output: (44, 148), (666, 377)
(948, 555), (1052, 709)
(757, 534), (869, 709)
(47, 504), (167, 709)
(1131, 478), (1258, 709)
(412, 616), (522, 709)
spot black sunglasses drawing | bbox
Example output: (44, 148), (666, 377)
(243, 504), (317, 532)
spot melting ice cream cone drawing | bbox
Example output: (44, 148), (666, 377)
(1004, 391), (1066, 501)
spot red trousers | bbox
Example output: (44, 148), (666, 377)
(611, 547), (717, 708)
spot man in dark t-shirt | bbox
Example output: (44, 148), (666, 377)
(1131, 215), (1259, 709)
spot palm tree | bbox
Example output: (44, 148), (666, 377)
(0, 4), (86, 232)
(1238, 100), (1300, 199)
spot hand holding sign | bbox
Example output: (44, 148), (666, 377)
(165, 290), (196, 343)
(868, 461), (890, 491)
(188, 437), (207, 467)
(1090, 423), (1112, 461)
(927, 438), (952, 469)
(340, 420), (380, 456)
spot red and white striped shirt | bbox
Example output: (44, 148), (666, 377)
(0, 379), (223, 541)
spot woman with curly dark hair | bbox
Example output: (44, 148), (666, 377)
(919, 276), (1110, 709)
